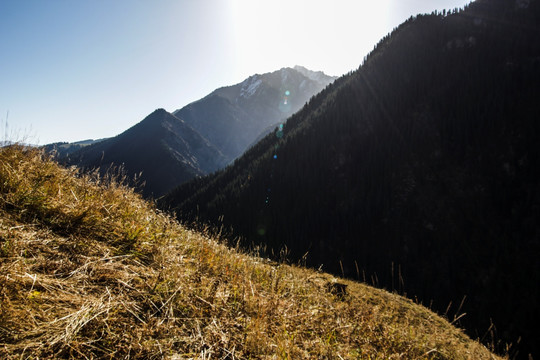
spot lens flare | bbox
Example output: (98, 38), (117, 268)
(276, 123), (284, 139)
(279, 90), (292, 113)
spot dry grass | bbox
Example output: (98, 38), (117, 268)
(0, 145), (504, 359)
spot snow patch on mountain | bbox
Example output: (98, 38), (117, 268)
(299, 79), (308, 91)
(281, 68), (289, 83)
(240, 75), (262, 99)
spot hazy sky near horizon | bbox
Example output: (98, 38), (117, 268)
(1, 0), (472, 145)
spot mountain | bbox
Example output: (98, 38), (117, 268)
(173, 66), (336, 161)
(61, 67), (334, 198)
(161, 0), (540, 358)
(64, 109), (227, 198)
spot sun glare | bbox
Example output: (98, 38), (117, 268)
(230, 0), (392, 76)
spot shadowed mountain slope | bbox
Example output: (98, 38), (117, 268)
(44, 139), (107, 158)
(162, 0), (540, 358)
(65, 109), (227, 198)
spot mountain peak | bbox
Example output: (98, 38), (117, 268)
(173, 66), (336, 161)
(138, 108), (170, 124)
(146, 108), (169, 119)
(152, 108), (168, 115)
(293, 65), (335, 85)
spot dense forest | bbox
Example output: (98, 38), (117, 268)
(161, 0), (540, 358)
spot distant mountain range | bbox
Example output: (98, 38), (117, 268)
(44, 139), (106, 158)
(54, 66), (335, 197)
(160, 0), (540, 358)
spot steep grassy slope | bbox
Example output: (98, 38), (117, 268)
(0, 146), (502, 359)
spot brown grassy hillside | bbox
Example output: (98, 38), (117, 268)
(0, 146), (503, 359)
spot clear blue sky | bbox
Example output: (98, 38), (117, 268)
(1, 0), (471, 145)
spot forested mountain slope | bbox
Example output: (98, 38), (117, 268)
(162, 0), (540, 357)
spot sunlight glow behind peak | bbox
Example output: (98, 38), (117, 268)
(230, 0), (392, 77)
